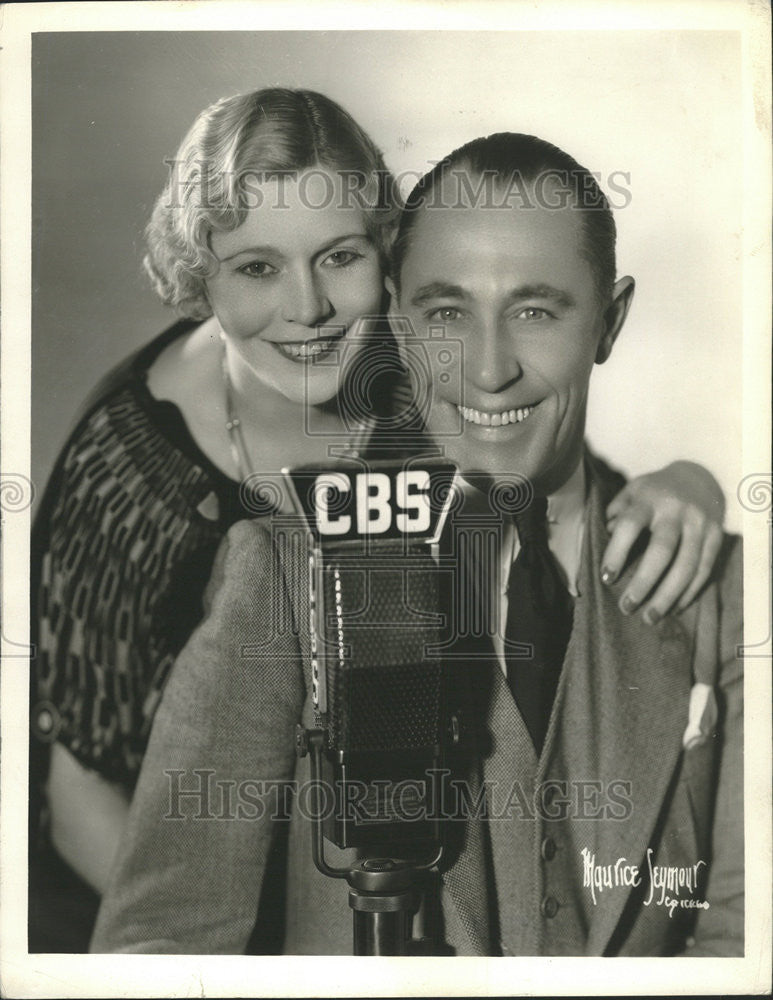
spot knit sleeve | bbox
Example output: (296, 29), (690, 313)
(31, 387), (230, 788)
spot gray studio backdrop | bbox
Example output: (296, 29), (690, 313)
(32, 31), (743, 526)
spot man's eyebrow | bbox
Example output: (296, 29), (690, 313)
(505, 284), (576, 309)
(410, 282), (468, 306)
(218, 232), (371, 264)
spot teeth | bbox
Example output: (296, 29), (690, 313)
(275, 339), (338, 359)
(457, 404), (534, 426)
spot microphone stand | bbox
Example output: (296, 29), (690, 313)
(296, 727), (443, 956)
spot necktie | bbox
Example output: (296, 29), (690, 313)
(504, 497), (574, 754)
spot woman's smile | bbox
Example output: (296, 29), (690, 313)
(271, 331), (347, 363)
(207, 168), (384, 407)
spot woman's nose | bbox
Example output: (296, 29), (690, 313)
(282, 267), (333, 327)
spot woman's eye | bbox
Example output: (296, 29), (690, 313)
(323, 249), (361, 268)
(239, 261), (277, 278)
(428, 306), (461, 322)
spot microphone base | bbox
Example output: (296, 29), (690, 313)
(347, 860), (420, 956)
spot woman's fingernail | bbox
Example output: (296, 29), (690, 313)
(644, 608), (661, 626)
(621, 595), (637, 614)
(601, 566), (616, 585)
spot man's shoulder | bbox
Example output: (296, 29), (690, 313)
(584, 449), (628, 507)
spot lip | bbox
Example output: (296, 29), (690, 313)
(270, 331), (346, 364)
(456, 402), (539, 428)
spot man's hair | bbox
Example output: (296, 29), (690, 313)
(145, 87), (401, 319)
(391, 132), (617, 303)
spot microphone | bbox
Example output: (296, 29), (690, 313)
(284, 456), (457, 860)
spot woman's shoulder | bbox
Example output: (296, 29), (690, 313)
(75, 318), (199, 420)
(143, 318), (231, 472)
(144, 316), (219, 401)
(36, 319), (239, 531)
(42, 318), (200, 478)
(41, 320), (234, 499)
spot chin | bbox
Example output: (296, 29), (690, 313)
(283, 372), (342, 408)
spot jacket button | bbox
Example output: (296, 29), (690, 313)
(540, 783), (568, 820)
(541, 836), (557, 861)
(540, 895), (559, 918)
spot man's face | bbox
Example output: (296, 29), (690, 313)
(391, 175), (632, 496)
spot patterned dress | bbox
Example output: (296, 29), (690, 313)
(31, 320), (249, 791)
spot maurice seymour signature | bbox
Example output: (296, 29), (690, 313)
(581, 847), (709, 917)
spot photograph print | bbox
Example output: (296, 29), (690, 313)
(1, 3), (770, 997)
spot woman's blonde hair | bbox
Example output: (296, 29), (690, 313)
(145, 88), (401, 319)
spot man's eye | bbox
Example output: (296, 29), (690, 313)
(239, 261), (277, 278)
(428, 306), (461, 322)
(516, 307), (552, 321)
(323, 250), (361, 268)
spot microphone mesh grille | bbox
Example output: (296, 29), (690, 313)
(322, 560), (444, 752)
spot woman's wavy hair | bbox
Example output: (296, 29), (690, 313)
(145, 88), (401, 319)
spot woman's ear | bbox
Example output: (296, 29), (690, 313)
(596, 275), (635, 365)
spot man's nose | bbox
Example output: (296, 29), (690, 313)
(282, 266), (333, 327)
(467, 316), (522, 393)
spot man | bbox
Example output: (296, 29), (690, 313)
(383, 133), (743, 956)
(91, 133), (742, 957)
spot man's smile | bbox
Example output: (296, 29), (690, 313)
(456, 403), (536, 427)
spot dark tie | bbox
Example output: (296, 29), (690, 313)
(504, 497), (574, 754)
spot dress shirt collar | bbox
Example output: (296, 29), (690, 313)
(543, 457), (587, 595)
(458, 458), (588, 674)
(458, 456), (587, 596)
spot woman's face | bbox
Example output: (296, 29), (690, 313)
(206, 168), (384, 407)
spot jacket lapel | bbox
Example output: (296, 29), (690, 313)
(434, 509), (506, 957)
(439, 754), (495, 955)
(438, 639), (498, 955)
(437, 503), (538, 956)
(480, 663), (543, 954)
(555, 464), (693, 955)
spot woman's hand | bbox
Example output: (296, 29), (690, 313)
(601, 461), (725, 622)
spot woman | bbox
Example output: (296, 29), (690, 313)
(30, 87), (724, 952)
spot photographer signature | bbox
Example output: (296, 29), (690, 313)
(581, 846), (709, 917)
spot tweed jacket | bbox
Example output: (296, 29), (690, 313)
(90, 453), (743, 956)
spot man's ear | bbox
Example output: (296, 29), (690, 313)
(596, 276), (635, 364)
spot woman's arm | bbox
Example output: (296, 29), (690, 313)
(601, 461), (725, 622)
(46, 744), (131, 894)
(90, 520), (305, 954)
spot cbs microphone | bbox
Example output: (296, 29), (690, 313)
(284, 456), (457, 863)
